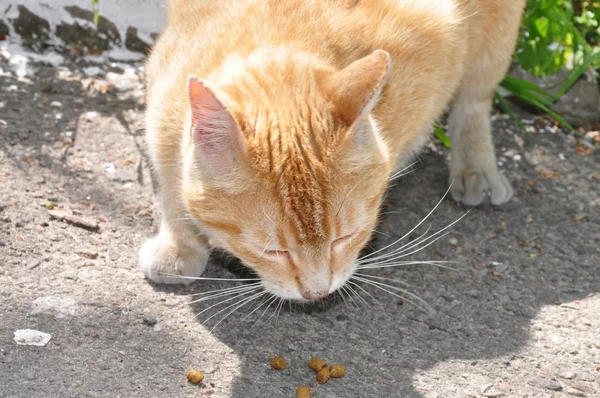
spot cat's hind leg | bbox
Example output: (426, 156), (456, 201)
(447, 1), (525, 206)
(447, 91), (513, 206)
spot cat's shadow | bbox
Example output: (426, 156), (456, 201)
(173, 143), (600, 397)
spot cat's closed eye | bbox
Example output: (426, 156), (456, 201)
(331, 233), (356, 252)
(263, 249), (289, 261)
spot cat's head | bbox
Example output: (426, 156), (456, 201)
(182, 50), (392, 301)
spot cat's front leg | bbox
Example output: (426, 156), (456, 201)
(139, 218), (209, 285)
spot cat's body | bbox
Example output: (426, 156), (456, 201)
(141, 0), (525, 299)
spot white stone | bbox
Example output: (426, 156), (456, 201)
(31, 296), (77, 318)
(82, 66), (103, 77)
(14, 329), (52, 346)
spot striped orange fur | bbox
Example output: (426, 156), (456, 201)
(139, 0), (525, 300)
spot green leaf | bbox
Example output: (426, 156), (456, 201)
(92, 0), (99, 27)
(434, 124), (452, 148)
(494, 92), (529, 135)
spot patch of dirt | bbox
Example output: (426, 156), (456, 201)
(1, 57), (599, 398)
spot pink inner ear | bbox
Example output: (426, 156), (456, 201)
(187, 76), (236, 156)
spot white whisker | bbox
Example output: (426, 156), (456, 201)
(371, 229), (391, 238)
(188, 284), (262, 306)
(194, 288), (260, 318)
(338, 286), (350, 307)
(182, 282), (262, 298)
(357, 260), (457, 271)
(157, 272), (260, 282)
(335, 181), (361, 218)
(389, 160), (420, 180)
(346, 283), (370, 308)
(354, 272), (411, 286)
(358, 182), (454, 263)
(275, 297), (285, 323)
(363, 231), (453, 266)
(360, 209), (470, 265)
(259, 238), (273, 257)
(252, 295), (279, 328)
(267, 298), (284, 325)
(359, 223), (434, 264)
(341, 285), (359, 308)
(348, 280), (379, 305)
(241, 294), (273, 322)
(208, 291), (267, 332)
(352, 275), (433, 314)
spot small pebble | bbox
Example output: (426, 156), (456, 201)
(566, 388), (584, 397)
(449, 238), (458, 245)
(27, 259), (41, 270)
(528, 378), (562, 391)
(142, 314), (157, 326)
(108, 249), (120, 261)
(559, 371), (576, 380)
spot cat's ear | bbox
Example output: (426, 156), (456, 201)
(187, 75), (245, 174)
(321, 50), (390, 126)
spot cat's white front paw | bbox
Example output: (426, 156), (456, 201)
(139, 233), (209, 284)
(450, 166), (513, 206)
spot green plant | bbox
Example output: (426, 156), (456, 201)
(435, 0), (600, 145)
(434, 123), (452, 148)
(499, 0), (600, 134)
(517, 0), (600, 75)
(92, 0), (99, 26)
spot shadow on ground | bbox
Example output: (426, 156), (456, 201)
(198, 150), (600, 397)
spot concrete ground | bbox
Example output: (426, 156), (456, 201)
(0, 56), (599, 398)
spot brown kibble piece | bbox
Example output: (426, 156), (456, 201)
(330, 364), (345, 378)
(308, 357), (327, 372)
(316, 368), (330, 384)
(186, 369), (204, 384)
(296, 385), (311, 398)
(270, 356), (287, 370)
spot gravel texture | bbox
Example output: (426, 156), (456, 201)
(0, 57), (599, 398)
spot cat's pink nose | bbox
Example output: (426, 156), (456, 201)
(301, 290), (328, 301)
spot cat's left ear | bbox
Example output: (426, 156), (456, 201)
(187, 75), (245, 175)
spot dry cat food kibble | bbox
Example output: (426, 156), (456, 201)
(296, 385), (311, 398)
(308, 357), (328, 372)
(329, 364), (345, 378)
(316, 367), (330, 384)
(185, 369), (205, 384)
(270, 356), (287, 370)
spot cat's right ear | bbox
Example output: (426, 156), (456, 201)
(187, 75), (245, 175)
(319, 50), (391, 127)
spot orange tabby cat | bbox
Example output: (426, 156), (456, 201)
(140, 0), (525, 300)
